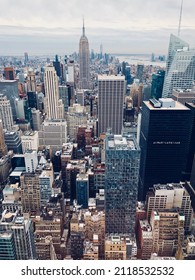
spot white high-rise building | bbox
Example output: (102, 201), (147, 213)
(44, 66), (64, 120)
(24, 150), (38, 173)
(38, 119), (67, 155)
(67, 61), (75, 84)
(79, 20), (90, 89)
(162, 34), (195, 98)
(146, 183), (193, 232)
(0, 94), (14, 131)
(15, 98), (25, 119)
(21, 131), (39, 153)
(98, 75), (125, 135)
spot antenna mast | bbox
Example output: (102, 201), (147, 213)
(178, 0), (183, 37)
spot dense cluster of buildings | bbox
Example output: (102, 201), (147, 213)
(0, 23), (195, 260)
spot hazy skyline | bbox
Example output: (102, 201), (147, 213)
(0, 0), (195, 56)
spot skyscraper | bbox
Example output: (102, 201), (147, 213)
(184, 102), (195, 181)
(162, 34), (195, 98)
(0, 80), (19, 120)
(76, 173), (89, 208)
(4, 131), (22, 154)
(24, 52), (29, 64)
(0, 211), (36, 260)
(0, 94), (14, 131)
(0, 231), (16, 260)
(151, 70), (165, 100)
(44, 66), (64, 120)
(79, 20), (90, 89)
(164, 34), (189, 76)
(98, 75), (125, 135)
(105, 133), (140, 236)
(139, 98), (191, 201)
(53, 55), (62, 78)
(0, 120), (7, 157)
(20, 172), (41, 214)
(27, 69), (36, 92)
(137, 64), (144, 83)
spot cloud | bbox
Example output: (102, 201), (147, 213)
(0, 0), (194, 55)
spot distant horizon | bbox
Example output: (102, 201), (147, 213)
(0, 53), (165, 57)
(1, 1), (195, 57)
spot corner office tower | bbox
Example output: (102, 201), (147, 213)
(139, 98), (191, 201)
(79, 20), (90, 89)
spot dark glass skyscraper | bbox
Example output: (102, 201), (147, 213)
(151, 70), (165, 100)
(139, 98), (191, 200)
(0, 80), (19, 120)
(105, 133), (140, 236)
(184, 102), (195, 181)
(53, 55), (61, 78)
(0, 232), (16, 260)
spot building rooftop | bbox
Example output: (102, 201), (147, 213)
(0, 231), (13, 238)
(145, 99), (189, 110)
(186, 102), (195, 108)
(98, 74), (125, 81)
(153, 183), (184, 191)
(22, 131), (38, 137)
(107, 134), (139, 151)
(139, 220), (152, 232)
(76, 173), (88, 181)
(0, 79), (17, 83)
(61, 143), (73, 156)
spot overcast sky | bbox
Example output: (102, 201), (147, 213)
(0, 0), (195, 56)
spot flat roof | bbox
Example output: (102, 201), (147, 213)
(107, 135), (138, 150)
(0, 232), (13, 238)
(22, 131), (37, 136)
(98, 74), (125, 81)
(186, 102), (195, 108)
(0, 79), (17, 83)
(144, 100), (190, 110)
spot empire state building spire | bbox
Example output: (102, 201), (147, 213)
(82, 17), (85, 36)
(79, 19), (90, 89)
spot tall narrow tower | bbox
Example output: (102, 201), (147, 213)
(0, 120), (7, 157)
(44, 66), (64, 120)
(79, 19), (90, 89)
(0, 94), (14, 131)
(27, 69), (36, 92)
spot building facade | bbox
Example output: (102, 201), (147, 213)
(79, 21), (90, 89)
(139, 98), (191, 200)
(44, 66), (64, 120)
(105, 133), (140, 236)
(98, 75), (125, 135)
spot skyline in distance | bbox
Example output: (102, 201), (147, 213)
(0, 0), (195, 55)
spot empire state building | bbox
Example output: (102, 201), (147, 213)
(79, 20), (90, 89)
